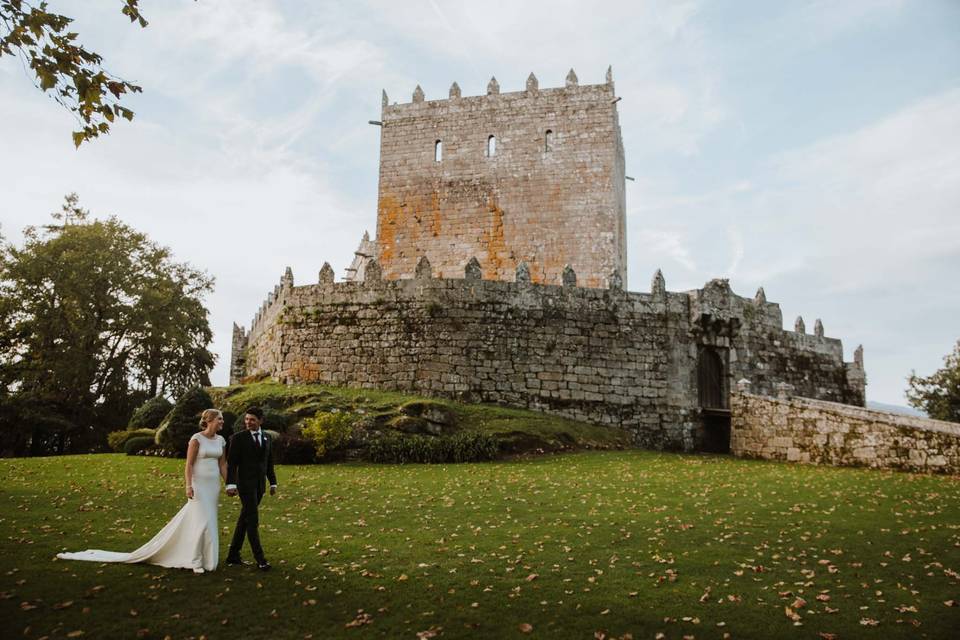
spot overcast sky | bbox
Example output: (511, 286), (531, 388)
(1, 0), (958, 405)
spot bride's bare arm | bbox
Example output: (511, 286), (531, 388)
(184, 438), (199, 499)
(219, 446), (228, 483)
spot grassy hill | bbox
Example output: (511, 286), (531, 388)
(210, 381), (633, 456)
(3, 452), (959, 639)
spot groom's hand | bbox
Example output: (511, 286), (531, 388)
(226, 488), (238, 497)
(270, 486), (277, 496)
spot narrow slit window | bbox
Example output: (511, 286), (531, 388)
(544, 129), (553, 152)
(434, 140), (442, 162)
(486, 134), (496, 157)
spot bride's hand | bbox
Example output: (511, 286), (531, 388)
(186, 487), (194, 499)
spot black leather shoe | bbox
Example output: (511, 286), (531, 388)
(257, 561), (272, 571)
(225, 557), (247, 566)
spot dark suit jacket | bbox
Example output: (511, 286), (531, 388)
(227, 430), (277, 495)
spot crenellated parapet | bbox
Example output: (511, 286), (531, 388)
(381, 68), (615, 118)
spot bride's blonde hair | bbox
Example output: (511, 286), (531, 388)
(198, 408), (222, 429)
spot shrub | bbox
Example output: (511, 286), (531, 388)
(368, 432), (499, 464)
(220, 411), (237, 439)
(302, 411), (358, 459)
(230, 408), (290, 434)
(128, 396), (173, 429)
(108, 428), (157, 452)
(273, 434), (316, 465)
(156, 386), (213, 456)
(124, 436), (156, 456)
(446, 432), (500, 462)
(262, 408), (292, 433)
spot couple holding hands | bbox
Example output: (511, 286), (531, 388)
(58, 406), (277, 573)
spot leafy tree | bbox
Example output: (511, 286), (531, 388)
(156, 386), (211, 455)
(0, 0), (147, 147)
(128, 395), (173, 429)
(0, 194), (215, 454)
(907, 341), (960, 423)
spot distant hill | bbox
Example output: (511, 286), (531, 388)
(867, 401), (926, 418)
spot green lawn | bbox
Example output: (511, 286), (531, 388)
(2, 452), (959, 639)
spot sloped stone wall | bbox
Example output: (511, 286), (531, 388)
(731, 391), (960, 474)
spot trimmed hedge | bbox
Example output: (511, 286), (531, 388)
(108, 428), (157, 452)
(124, 436), (156, 456)
(128, 396), (173, 429)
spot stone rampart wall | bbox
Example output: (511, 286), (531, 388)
(731, 391), (960, 474)
(236, 266), (863, 450)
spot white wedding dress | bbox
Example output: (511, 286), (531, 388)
(58, 432), (225, 573)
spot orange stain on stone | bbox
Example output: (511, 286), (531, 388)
(377, 194), (402, 265)
(483, 196), (508, 278)
(430, 192), (443, 238)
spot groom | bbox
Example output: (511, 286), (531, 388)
(225, 406), (277, 571)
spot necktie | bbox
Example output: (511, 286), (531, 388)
(255, 432), (261, 448)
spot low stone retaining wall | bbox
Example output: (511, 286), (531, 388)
(731, 391), (960, 474)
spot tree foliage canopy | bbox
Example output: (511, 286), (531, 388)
(0, 0), (147, 147)
(0, 194), (215, 454)
(907, 340), (960, 423)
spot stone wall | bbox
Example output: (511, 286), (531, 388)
(375, 70), (626, 289)
(233, 262), (864, 450)
(730, 390), (960, 474)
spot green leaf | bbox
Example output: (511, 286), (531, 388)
(72, 131), (84, 148)
(38, 70), (56, 91)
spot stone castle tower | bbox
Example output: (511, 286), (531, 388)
(355, 68), (627, 288)
(230, 67), (870, 453)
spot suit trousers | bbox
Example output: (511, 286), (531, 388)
(227, 486), (265, 563)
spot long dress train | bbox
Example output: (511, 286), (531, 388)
(57, 432), (224, 572)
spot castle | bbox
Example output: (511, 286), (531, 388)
(230, 69), (868, 452)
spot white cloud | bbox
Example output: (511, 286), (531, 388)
(639, 87), (960, 402)
(761, 88), (960, 291)
(634, 229), (698, 274)
(2, 0), (955, 406)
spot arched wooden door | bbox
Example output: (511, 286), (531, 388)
(698, 346), (731, 453)
(698, 347), (727, 410)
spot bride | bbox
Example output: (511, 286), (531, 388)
(58, 409), (227, 573)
